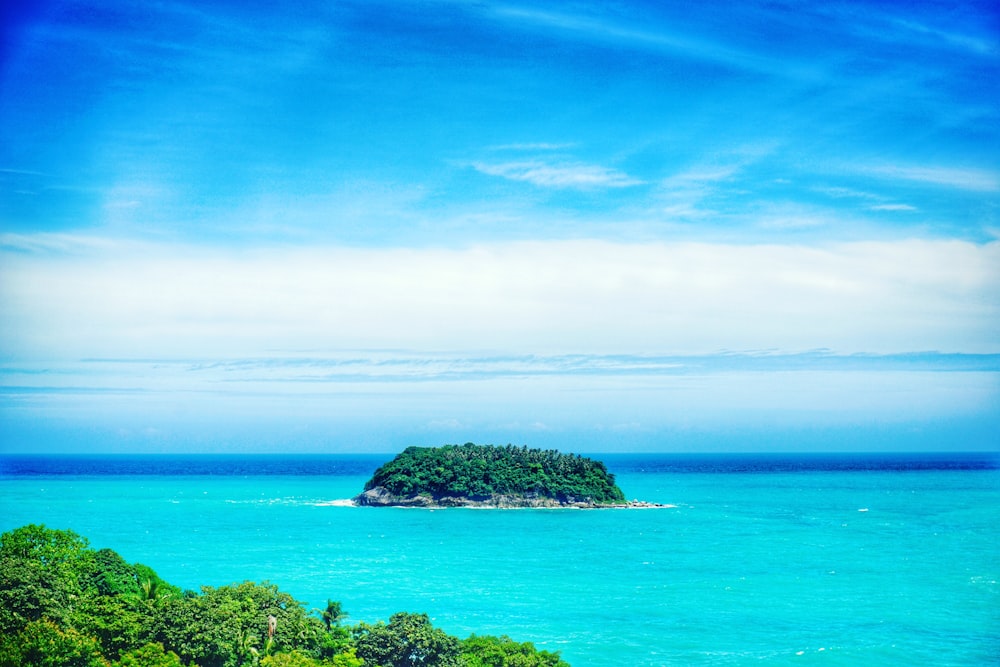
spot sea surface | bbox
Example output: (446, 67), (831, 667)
(1, 452), (998, 666)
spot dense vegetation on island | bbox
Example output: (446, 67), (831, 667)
(0, 524), (569, 667)
(359, 444), (626, 506)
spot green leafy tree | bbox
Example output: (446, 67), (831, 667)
(70, 593), (152, 660)
(233, 626), (260, 666)
(151, 582), (327, 667)
(0, 524), (95, 634)
(0, 524), (179, 662)
(314, 624), (356, 663)
(89, 548), (140, 597)
(0, 618), (107, 667)
(325, 647), (365, 667)
(320, 600), (347, 630)
(112, 643), (185, 667)
(460, 635), (569, 667)
(258, 652), (315, 667)
(0, 553), (76, 633)
(353, 612), (461, 667)
(0, 524), (92, 566)
(259, 648), (367, 667)
(135, 563), (182, 605)
(150, 594), (234, 667)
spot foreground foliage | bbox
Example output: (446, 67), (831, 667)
(363, 443), (626, 504)
(0, 525), (569, 667)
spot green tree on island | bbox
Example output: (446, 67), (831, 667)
(361, 443), (627, 505)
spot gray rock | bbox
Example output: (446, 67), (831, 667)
(352, 486), (669, 509)
(354, 486), (433, 507)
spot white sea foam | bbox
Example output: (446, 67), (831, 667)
(313, 499), (357, 507)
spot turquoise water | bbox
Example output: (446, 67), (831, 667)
(1, 454), (998, 666)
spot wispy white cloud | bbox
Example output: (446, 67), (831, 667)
(2, 238), (997, 361)
(815, 3), (998, 62)
(0, 167), (46, 176)
(663, 165), (742, 186)
(892, 18), (998, 56)
(752, 207), (837, 231)
(809, 186), (916, 213)
(812, 186), (883, 201)
(656, 158), (755, 220)
(471, 160), (643, 188)
(6, 351), (993, 394)
(863, 164), (1000, 192)
(488, 4), (819, 80)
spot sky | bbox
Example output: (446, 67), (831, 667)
(1, 0), (998, 454)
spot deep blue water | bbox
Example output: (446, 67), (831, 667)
(2, 452), (998, 666)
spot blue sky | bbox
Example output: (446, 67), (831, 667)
(1, 0), (998, 453)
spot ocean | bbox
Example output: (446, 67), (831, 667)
(1, 452), (997, 666)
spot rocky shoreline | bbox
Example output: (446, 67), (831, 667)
(353, 486), (674, 509)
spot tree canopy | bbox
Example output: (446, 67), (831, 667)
(362, 443), (626, 505)
(0, 524), (570, 667)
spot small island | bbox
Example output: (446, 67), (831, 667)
(354, 443), (668, 508)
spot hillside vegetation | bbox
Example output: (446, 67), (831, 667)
(0, 524), (569, 667)
(360, 444), (626, 506)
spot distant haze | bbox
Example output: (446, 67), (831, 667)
(1, 1), (997, 453)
